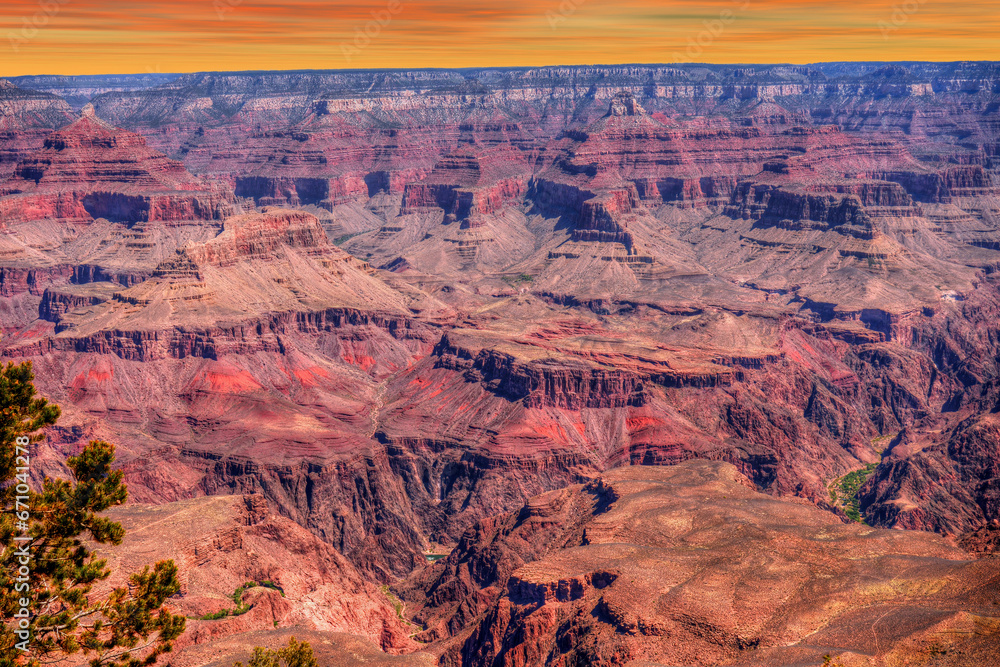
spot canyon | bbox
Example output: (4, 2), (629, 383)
(2, 62), (1000, 665)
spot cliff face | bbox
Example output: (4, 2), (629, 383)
(3, 206), (451, 580)
(871, 165), (996, 202)
(850, 284), (1000, 537)
(726, 184), (877, 238)
(69, 62), (998, 285)
(38, 282), (115, 323)
(401, 147), (530, 225)
(0, 108), (235, 224)
(22, 208), (425, 353)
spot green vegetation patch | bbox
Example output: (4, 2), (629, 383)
(261, 579), (286, 596)
(501, 273), (534, 287)
(198, 609), (231, 621)
(233, 636), (317, 667)
(379, 584), (427, 638)
(836, 463), (878, 523)
(332, 231), (364, 246)
(870, 432), (897, 454)
(197, 580), (284, 620)
(379, 584), (405, 621)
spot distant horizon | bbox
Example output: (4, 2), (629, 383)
(2, 0), (997, 77)
(6, 59), (999, 82)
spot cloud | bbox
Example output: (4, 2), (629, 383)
(0, 0), (995, 75)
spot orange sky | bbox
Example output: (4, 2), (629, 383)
(1, 0), (997, 76)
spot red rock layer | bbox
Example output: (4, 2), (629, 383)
(0, 110), (234, 224)
(401, 146), (530, 225)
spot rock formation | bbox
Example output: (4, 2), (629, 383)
(400, 460), (1000, 666)
(96, 494), (420, 655)
(0, 106), (234, 225)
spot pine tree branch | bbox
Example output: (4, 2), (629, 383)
(95, 636), (162, 665)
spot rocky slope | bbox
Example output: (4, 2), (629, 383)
(0, 108), (242, 336)
(0, 79), (76, 182)
(7, 205), (453, 581)
(96, 494), (421, 657)
(400, 460), (1000, 667)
